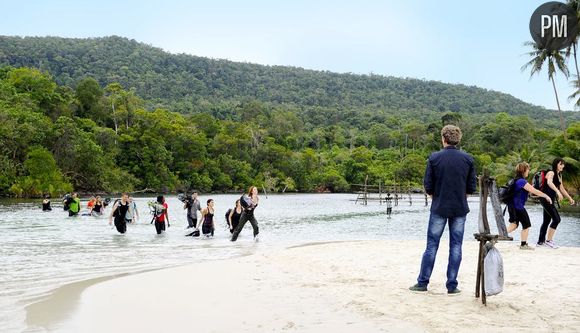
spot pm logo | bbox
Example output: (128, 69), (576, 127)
(530, 1), (578, 51)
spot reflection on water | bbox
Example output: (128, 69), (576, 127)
(0, 194), (578, 332)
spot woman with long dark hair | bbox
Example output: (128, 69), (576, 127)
(538, 158), (576, 248)
(230, 186), (260, 242)
(196, 199), (215, 237)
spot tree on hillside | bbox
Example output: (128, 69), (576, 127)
(522, 41), (569, 139)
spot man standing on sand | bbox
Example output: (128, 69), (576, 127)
(409, 125), (477, 295)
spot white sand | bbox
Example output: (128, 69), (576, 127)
(34, 240), (580, 332)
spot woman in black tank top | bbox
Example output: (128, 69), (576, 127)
(228, 199), (243, 233)
(198, 199), (215, 237)
(538, 158), (576, 248)
(109, 193), (130, 234)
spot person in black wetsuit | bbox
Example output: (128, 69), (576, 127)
(227, 199), (243, 234)
(108, 193), (130, 234)
(196, 199), (215, 237)
(231, 186), (260, 242)
(42, 195), (52, 211)
(91, 196), (104, 216)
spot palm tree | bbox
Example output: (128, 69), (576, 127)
(566, 0), (580, 110)
(522, 41), (569, 140)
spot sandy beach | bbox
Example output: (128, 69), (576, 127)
(27, 240), (580, 333)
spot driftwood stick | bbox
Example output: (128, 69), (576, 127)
(488, 179), (509, 238)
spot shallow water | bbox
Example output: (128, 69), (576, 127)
(0, 194), (578, 332)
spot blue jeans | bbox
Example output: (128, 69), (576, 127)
(417, 213), (466, 291)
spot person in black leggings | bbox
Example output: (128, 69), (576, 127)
(538, 158), (576, 248)
(108, 193), (130, 234)
(231, 186), (260, 242)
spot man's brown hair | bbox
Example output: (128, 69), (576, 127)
(441, 125), (462, 145)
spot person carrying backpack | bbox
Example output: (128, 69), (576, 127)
(537, 158), (576, 248)
(153, 195), (170, 235)
(108, 193), (130, 234)
(230, 186), (260, 242)
(64, 192), (81, 217)
(183, 191), (201, 229)
(505, 163), (552, 250)
(227, 199), (243, 234)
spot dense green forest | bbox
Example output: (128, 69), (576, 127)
(0, 36), (578, 198)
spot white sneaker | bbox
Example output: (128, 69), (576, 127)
(545, 240), (559, 249)
(254, 235), (260, 242)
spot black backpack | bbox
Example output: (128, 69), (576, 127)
(240, 195), (252, 209)
(498, 178), (517, 204)
(62, 194), (73, 211)
(532, 170), (548, 191)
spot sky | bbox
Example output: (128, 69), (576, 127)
(1, 0), (578, 111)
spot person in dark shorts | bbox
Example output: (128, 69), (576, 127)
(537, 158), (576, 248)
(231, 186), (260, 242)
(108, 193), (130, 234)
(196, 199), (215, 237)
(227, 199), (243, 234)
(506, 163), (552, 250)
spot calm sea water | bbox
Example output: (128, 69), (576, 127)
(0, 194), (578, 332)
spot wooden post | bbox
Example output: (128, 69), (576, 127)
(473, 173), (512, 306)
(477, 175), (490, 234)
(364, 175), (368, 206)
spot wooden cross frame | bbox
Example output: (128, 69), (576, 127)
(474, 173), (512, 305)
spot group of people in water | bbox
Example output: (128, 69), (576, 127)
(45, 186), (261, 241)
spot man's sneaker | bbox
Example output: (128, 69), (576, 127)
(537, 242), (546, 247)
(447, 288), (461, 295)
(254, 235), (260, 242)
(409, 284), (428, 292)
(545, 240), (559, 249)
(520, 244), (535, 250)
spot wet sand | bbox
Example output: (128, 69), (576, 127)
(28, 240), (580, 332)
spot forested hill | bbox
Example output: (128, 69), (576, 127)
(0, 35), (559, 118)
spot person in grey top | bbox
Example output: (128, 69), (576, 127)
(124, 195), (140, 224)
(184, 191), (202, 229)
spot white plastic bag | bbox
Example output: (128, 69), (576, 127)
(484, 244), (504, 296)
